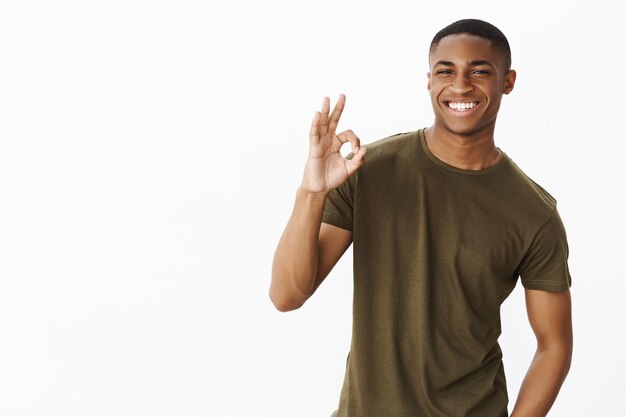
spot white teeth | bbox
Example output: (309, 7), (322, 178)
(448, 102), (478, 111)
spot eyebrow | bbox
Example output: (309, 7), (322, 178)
(433, 59), (496, 68)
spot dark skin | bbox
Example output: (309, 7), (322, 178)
(426, 35), (572, 416)
(271, 33), (572, 417)
(425, 33), (516, 170)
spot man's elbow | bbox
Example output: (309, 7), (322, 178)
(269, 287), (307, 312)
(564, 341), (574, 375)
(537, 338), (573, 377)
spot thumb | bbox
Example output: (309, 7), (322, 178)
(345, 146), (367, 176)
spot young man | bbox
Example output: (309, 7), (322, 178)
(270, 19), (573, 417)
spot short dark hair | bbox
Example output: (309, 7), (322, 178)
(430, 19), (512, 72)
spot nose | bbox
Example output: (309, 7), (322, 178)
(449, 74), (473, 95)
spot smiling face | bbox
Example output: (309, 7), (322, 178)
(427, 33), (516, 137)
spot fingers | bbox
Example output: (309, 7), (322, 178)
(320, 96), (330, 135)
(311, 95), (342, 146)
(345, 146), (367, 176)
(327, 94), (345, 134)
(309, 111), (321, 146)
(336, 129), (366, 175)
(336, 129), (361, 154)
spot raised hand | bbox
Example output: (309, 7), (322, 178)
(301, 94), (367, 194)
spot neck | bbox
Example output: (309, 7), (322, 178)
(424, 123), (502, 171)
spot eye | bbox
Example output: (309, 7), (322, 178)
(471, 70), (490, 75)
(436, 69), (453, 75)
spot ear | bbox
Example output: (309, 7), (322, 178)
(503, 69), (517, 94)
(427, 72), (432, 93)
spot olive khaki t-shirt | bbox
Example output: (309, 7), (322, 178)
(322, 128), (572, 417)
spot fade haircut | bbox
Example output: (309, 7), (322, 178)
(430, 19), (512, 72)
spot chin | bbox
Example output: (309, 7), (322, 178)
(438, 121), (483, 136)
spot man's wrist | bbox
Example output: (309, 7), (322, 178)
(297, 186), (330, 203)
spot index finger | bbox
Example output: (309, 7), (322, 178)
(327, 94), (346, 135)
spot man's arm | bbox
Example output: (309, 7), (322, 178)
(269, 94), (366, 312)
(510, 288), (573, 417)
(270, 191), (352, 311)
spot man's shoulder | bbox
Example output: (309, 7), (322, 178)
(363, 130), (418, 154)
(500, 156), (559, 216)
(357, 131), (421, 170)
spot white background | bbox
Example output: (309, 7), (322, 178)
(0, 0), (623, 416)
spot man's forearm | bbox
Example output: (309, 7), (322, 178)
(510, 346), (572, 417)
(269, 187), (328, 311)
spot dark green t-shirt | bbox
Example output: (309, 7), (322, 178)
(323, 128), (572, 417)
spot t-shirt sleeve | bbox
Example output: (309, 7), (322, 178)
(518, 208), (572, 292)
(322, 174), (356, 232)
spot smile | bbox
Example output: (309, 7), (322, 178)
(446, 101), (479, 111)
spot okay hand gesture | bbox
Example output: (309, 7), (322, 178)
(301, 94), (367, 194)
